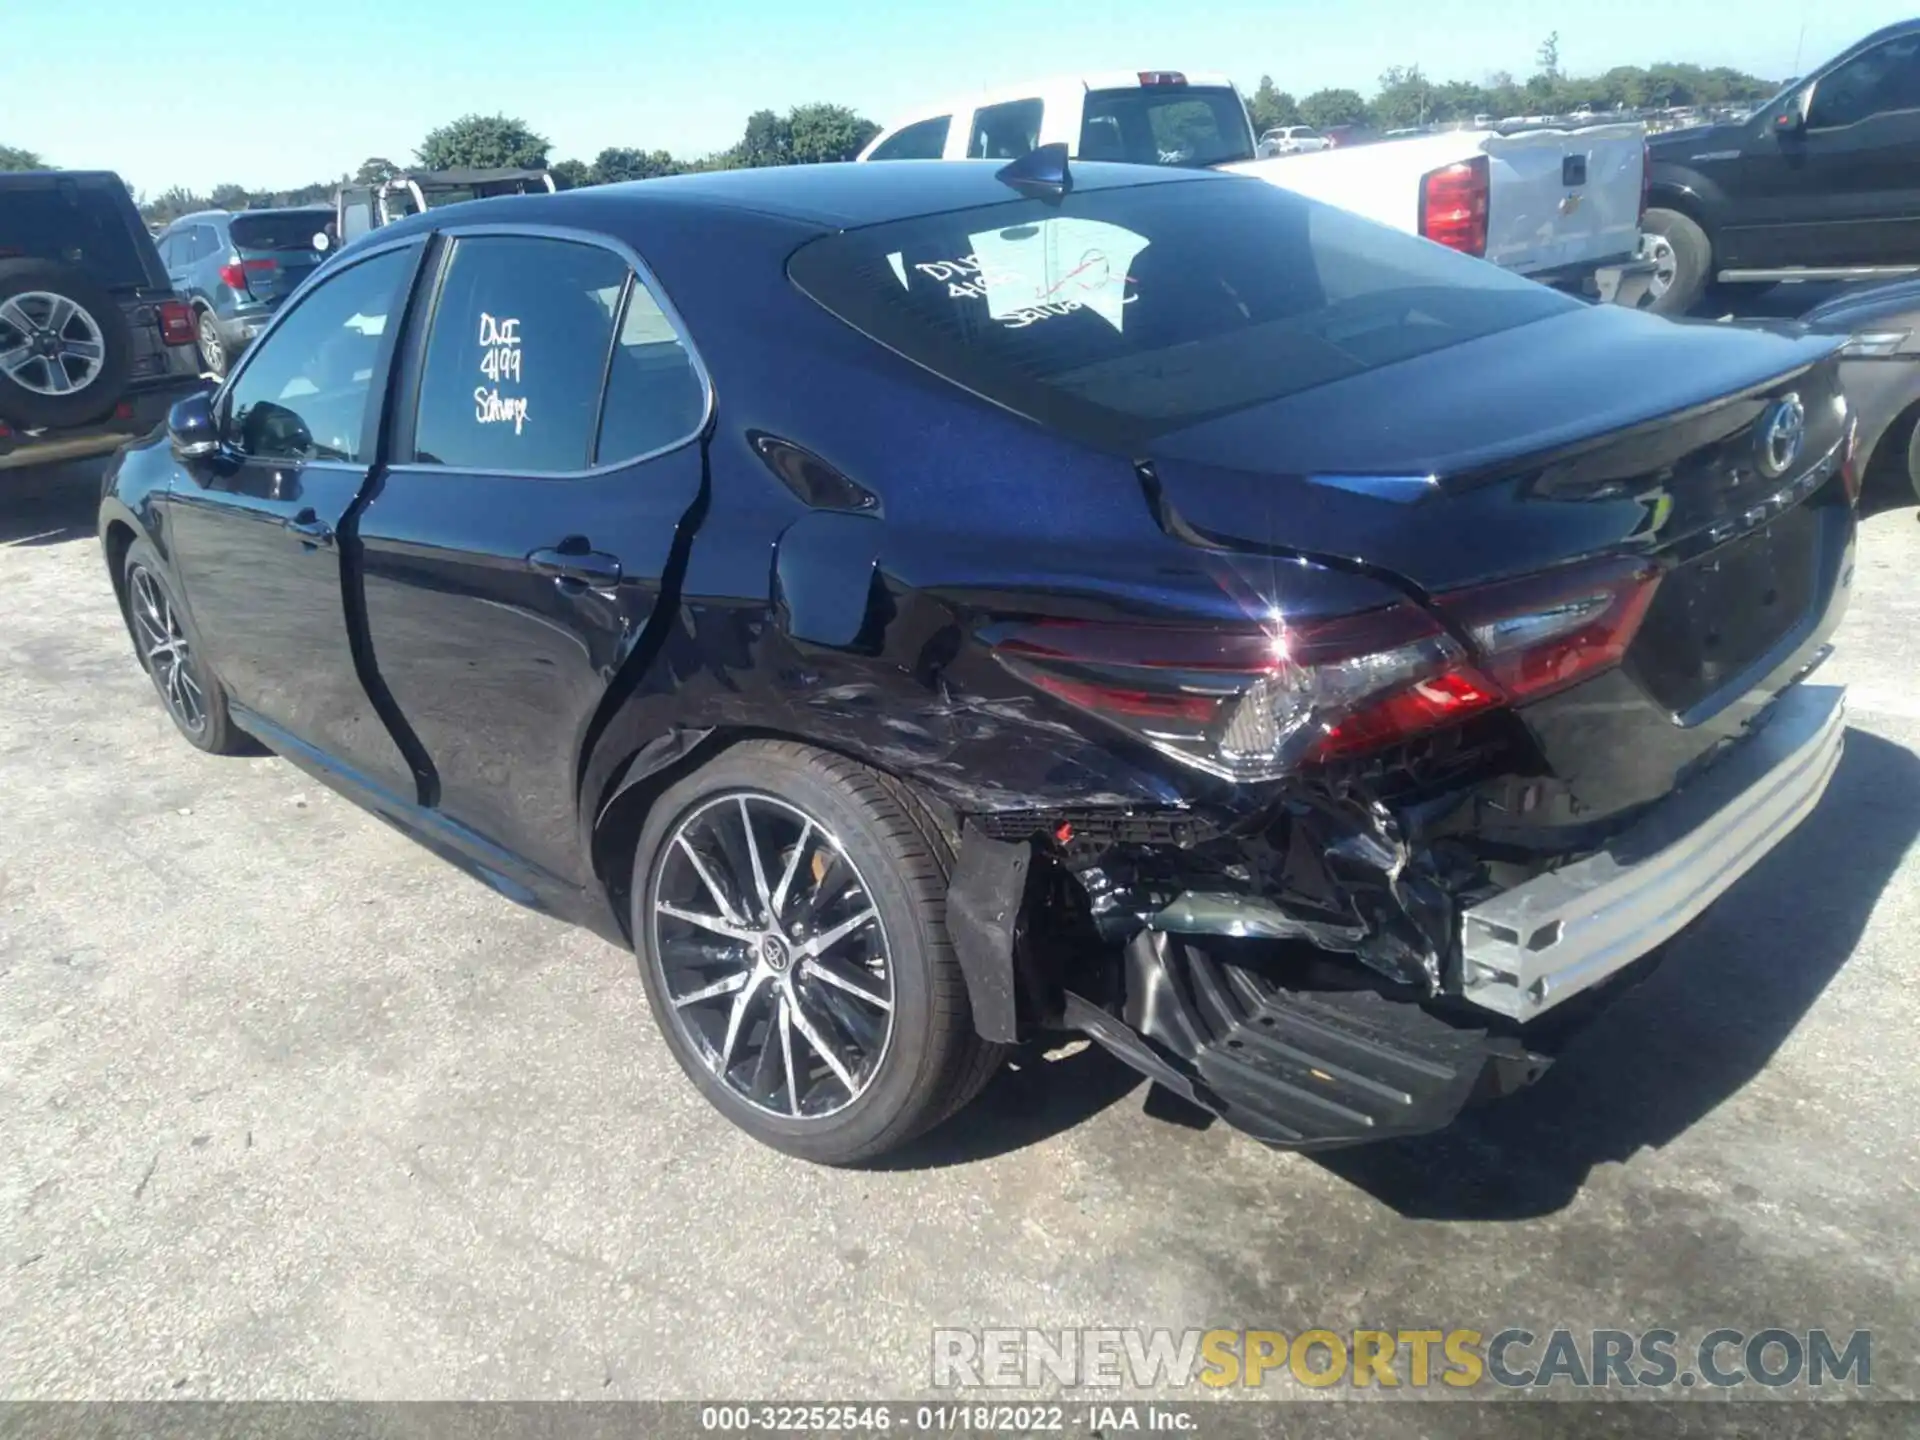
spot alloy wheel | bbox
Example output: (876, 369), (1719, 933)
(128, 566), (207, 736)
(197, 312), (225, 377)
(0, 291), (107, 396)
(650, 791), (895, 1119)
(1644, 233), (1677, 302)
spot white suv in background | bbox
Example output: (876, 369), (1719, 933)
(1257, 125), (1332, 157)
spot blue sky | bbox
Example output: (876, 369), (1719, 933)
(8, 0), (1914, 195)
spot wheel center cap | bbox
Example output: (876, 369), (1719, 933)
(759, 934), (791, 972)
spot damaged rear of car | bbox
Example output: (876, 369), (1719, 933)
(788, 168), (1858, 1150)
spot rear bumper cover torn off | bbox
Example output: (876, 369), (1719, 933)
(1459, 683), (1845, 1021)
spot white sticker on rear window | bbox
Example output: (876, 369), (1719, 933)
(914, 218), (1149, 333)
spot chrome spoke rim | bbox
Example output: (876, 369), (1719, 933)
(651, 790), (894, 1120)
(0, 290), (107, 396)
(1645, 235), (1676, 299)
(129, 567), (205, 735)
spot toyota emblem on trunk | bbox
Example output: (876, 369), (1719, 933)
(1757, 394), (1805, 478)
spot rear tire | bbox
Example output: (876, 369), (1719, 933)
(1643, 208), (1712, 316)
(631, 741), (1005, 1164)
(120, 538), (245, 755)
(195, 307), (227, 379)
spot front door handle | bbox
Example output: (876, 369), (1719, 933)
(527, 543), (623, 589)
(284, 509), (334, 546)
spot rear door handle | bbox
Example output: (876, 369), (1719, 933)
(527, 544), (623, 589)
(284, 509), (334, 546)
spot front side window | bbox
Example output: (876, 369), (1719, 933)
(0, 183), (149, 287)
(1079, 87), (1255, 167)
(869, 116), (951, 161)
(411, 235), (629, 473)
(224, 245), (415, 463)
(968, 99), (1045, 159)
(1808, 35), (1920, 128)
(790, 176), (1575, 446)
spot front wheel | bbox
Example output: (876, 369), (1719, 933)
(1907, 420), (1920, 505)
(121, 538), (244, 754)
(632, 741), (1004, 1164)
(1642, 208), (1712, 316)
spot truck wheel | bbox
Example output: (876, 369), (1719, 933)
(0, 259), (134, 428)
(1642, 209), (1711, 316)
(632, 741), (1005, 1164)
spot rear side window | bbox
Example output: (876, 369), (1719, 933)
(0, 185), (149, 288)
(789, 177), (1576, 446)
(596, 283), (706, 464)
(869, 116), (951, 161)
(1080, 87), (1254, 166)
(411, 235), (629, 473)
(968, 99), (1045, 159)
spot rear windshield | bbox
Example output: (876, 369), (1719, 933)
(0, 184), (150, 288)
(1079, 86), (1255, 167)
(230, 212), (331, 254)
(789, 177), (1578, 446)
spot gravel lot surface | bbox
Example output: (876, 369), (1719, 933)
(2, 458), (1916, 1428)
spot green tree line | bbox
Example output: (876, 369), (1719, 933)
(4, 45), (1776, 225)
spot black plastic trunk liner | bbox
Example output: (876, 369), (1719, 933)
(1070, 932), (1548, 1148)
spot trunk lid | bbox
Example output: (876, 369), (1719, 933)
(1145, 307), (1856, 826)
(1480, 123), (1644, 273)
(229, 212), (330, 301)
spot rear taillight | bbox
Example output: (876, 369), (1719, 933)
(992, 556), (1661, 782)
(157, 300), (195, 346)
(1419, 155), (1489, 257)
(218, 256), (277, 291)
(1435, 558), (1662, 706)
(1137, 71), (1187, 86)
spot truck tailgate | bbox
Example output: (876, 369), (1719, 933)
(1486, 123), (1644, 275)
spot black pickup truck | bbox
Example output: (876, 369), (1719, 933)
(0, 171), (205, 474)
(1644, 19), (1920, 314)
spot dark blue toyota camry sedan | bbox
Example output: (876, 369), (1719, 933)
(100, 155), (1857, 1163)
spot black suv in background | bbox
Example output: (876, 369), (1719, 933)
(1644, 19), (1920, 313)
(157, 207), (332, 377)
(0, 171), (204, 473)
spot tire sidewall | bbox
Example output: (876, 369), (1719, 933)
(120, 537), (232, 752)
(631, 748), (944, 1162)
(0, 258), (134, 428)
(1643, 208), (1710, 317)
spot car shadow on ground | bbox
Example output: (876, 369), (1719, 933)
(0, 460), (107, 548)
(864, 1039), (1148, 1171)
(1310, 727), (1920, 1220)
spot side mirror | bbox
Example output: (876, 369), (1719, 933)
(1773, 88), (1809, 135)
(168, 391), (220, 460)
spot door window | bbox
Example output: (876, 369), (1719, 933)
(223, 245), (415, 463)
(1808, 35), (1920, 129)
(868, 115), (952, 161)
(968, 99), (1045, 159)
(595, 281), (706, 464)
(158, 231), (184, 267)
(410, 235), (629, 473)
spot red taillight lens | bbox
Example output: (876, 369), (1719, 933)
(1419, 155), (1489, 257)
(1436, 557), (1662, 705)
(219, 256), (276, 292)
(157, 300), (195, 346)
(993, 556), (1662, 783)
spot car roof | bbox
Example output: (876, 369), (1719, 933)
(375, 159), (1228, 237)
(168, 206), (331, 227)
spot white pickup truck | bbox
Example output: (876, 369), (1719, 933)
(858, 71), (1655, 304)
